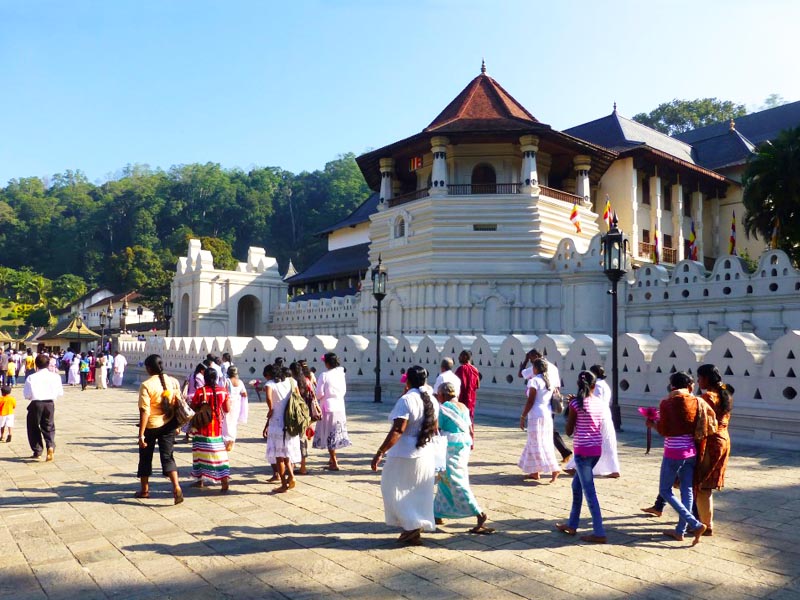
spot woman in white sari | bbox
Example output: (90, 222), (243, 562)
(371, 365), (439, 545)
(67, 355), (80, 386)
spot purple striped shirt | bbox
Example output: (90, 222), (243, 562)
(664, 434), (696, 459)
(570, 396), (604, 456)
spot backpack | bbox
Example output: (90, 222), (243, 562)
(284, 380), (311, 439)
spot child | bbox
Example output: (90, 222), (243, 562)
(6, 359), (16, 387)
(0, 385), (16, 443)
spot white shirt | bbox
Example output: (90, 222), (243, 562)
(433, 369), (461, 398)
(522, 362), (561, 390)
(594, 378), (612, 406)
(387, 388), (440, 459)
(23, 369), (64, 402)
(114, 354), (128, 372)
(317, 366), (347, 413)
(527, 374), (554, 419)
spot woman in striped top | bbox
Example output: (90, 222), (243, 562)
(556, 371), (607, 543)
(648, 371), (707, 545)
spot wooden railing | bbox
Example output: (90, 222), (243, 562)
(639, 242), (678, 263)
(539, 185), (585, 204)
(388, 187), (430, 207)
(447, 183), (520, 195)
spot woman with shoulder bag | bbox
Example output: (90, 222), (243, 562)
(517, 358), (561, 484)
(136, 354), (184, 504)
(190, 368), (231, 492)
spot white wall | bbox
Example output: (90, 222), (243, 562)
(328, 223), (370, 251)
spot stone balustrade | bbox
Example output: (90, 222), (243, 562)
(119, 329), (800, 449)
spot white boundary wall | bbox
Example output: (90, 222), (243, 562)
(120, 329), (800, 450)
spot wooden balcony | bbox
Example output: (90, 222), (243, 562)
(388, 187), (430, 207)
(447, 182), (521, 195)
(639, 242), (678, 264)
(538, 185), (585, 204)
(387, 182), (584, 207)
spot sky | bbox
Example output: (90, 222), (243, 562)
(1, 0), (799, 186)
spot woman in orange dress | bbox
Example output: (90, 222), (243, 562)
(695, 364), (733, 536)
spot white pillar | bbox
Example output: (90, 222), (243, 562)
(650, 171), (662, 256)
(692, 189), (704, 260)
(378, 158), (394, 207)
(574, 155), (592, 205)
(671, 179), (684, 261)
(630, 167), (640, 258)
(519, 134), (539, 195)
(430, 136), (449, 196)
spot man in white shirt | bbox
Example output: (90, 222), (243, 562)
(23, 353), (64, 461)
(112, 351), (128, 387)
(433, 357), (461, 399)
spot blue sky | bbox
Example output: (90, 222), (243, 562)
(1, 0), (798, 185)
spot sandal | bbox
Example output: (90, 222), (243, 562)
(398, 529), (421, 543)
(134, 490), (150, 499)
(580, 534), (607, 544)
(173, 489), (184, 505)
(555, 523), (577, 536)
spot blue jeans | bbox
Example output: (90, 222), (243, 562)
(568, 454), (605, 537)
(659, 456), (703, 535)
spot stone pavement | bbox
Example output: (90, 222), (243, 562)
(1, 384), (798, 600)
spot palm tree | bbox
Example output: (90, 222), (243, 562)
(743, 126), (800, 263)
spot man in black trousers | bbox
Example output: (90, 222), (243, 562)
(23, 353), (64, 461)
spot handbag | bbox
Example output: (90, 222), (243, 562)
(173, 395), (195, 427)
(432, 435), (448, 472)
(550, 389), (564, 414)
(190, 402), (213, 430)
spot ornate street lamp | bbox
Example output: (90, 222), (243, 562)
(371, 256), (388, 403)
(137, 305), (144, 329)
(99, 310), (107, 354)
(601, 214), (629, 431)
(120, 296), (129, 331)
(163, 300), (174, 336)
(105, 305), (113, 352)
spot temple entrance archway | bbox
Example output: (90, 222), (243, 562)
(179, 293), (190, 337)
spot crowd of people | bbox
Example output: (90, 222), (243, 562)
(6, 343), (733, 548)
(0, 347), (129, 392)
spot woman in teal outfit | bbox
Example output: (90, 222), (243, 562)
(434, 382), (493, 534)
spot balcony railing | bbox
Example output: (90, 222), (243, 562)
(539, 185), (585, 204)
(447, 183), (521, 195)
(639, 242), (678, 264)
(388, 187), (430, 207)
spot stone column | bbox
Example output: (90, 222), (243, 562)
(712, 194), (721, 255)
(430, 136), (449, 196)
(519, 134), (540, 195)
(574, 155), (592, 205)
(378, 158), (394, 207)
(650, 171), (662, 256)
(671, 179), (684, 261)
(692, 189), (704, 260)
(630, 167), (640, 258)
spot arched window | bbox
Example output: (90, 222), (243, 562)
(471, 163), (496, 194)
(394, 217), (406, 238)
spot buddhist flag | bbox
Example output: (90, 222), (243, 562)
(653, 228), (660, 264)
(570, 202), (582, 233)
(728, 211), (737, 255)
(771, 217), (780, 249)
(688, 220), (698, 261)
(602, 196), (612, 228)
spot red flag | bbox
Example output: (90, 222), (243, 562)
(570, 202), (581, 234)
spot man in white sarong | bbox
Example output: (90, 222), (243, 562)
(112, 351), (127, 387)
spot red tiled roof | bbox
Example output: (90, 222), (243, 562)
(425, 74), (539, 133)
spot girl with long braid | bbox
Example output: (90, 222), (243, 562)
(695, 364), (734, 535)
(371, 365), (439, 545)
(190, 367), (231, 492)
(556, 370), (607, 543)
(136, 354), (184, 504)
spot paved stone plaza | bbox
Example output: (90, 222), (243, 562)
(1, 384), (798, 600)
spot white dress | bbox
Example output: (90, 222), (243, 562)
(565, 379), (621, 476)
(381, 389), (440, 532)
(312, 366), (352, 451)
(67, 358), (80, 385)
(518, 375), (561, 474)
(265, 379), (301, 463)
(222, 380), (249, 443)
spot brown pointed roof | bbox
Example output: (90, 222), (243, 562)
(425, 74), (539, 133)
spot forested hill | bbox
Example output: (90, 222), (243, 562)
(0, 153), (370, 324)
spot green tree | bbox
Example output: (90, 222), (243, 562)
(25, 306), (53, 328)
(760, 94), (788, 110)
(198, 236), (238, 270)
(742, 126), (800, 263)
(107, 245), (171, 294)
(632, 98), (747, 135)
(50, 274), (88, 308)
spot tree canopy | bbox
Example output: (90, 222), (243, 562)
(742, 126), (800, 263)
(632, 98), (747, 135)
(0, 153), (370, 312)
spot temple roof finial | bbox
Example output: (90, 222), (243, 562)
(729, 117), (736, 130)
(481, 58), (486, 74)
(613, 101), (617, 113)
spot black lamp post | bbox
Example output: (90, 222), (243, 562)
(137, 305), (143, 328)
(601, 214), (629, 431)
(99, 310), (107, 354)
(371, 256), (388, 403)
(105, 303), (113, 351)
(163, 300), (174, 336)
(76, 317), (84, 353)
